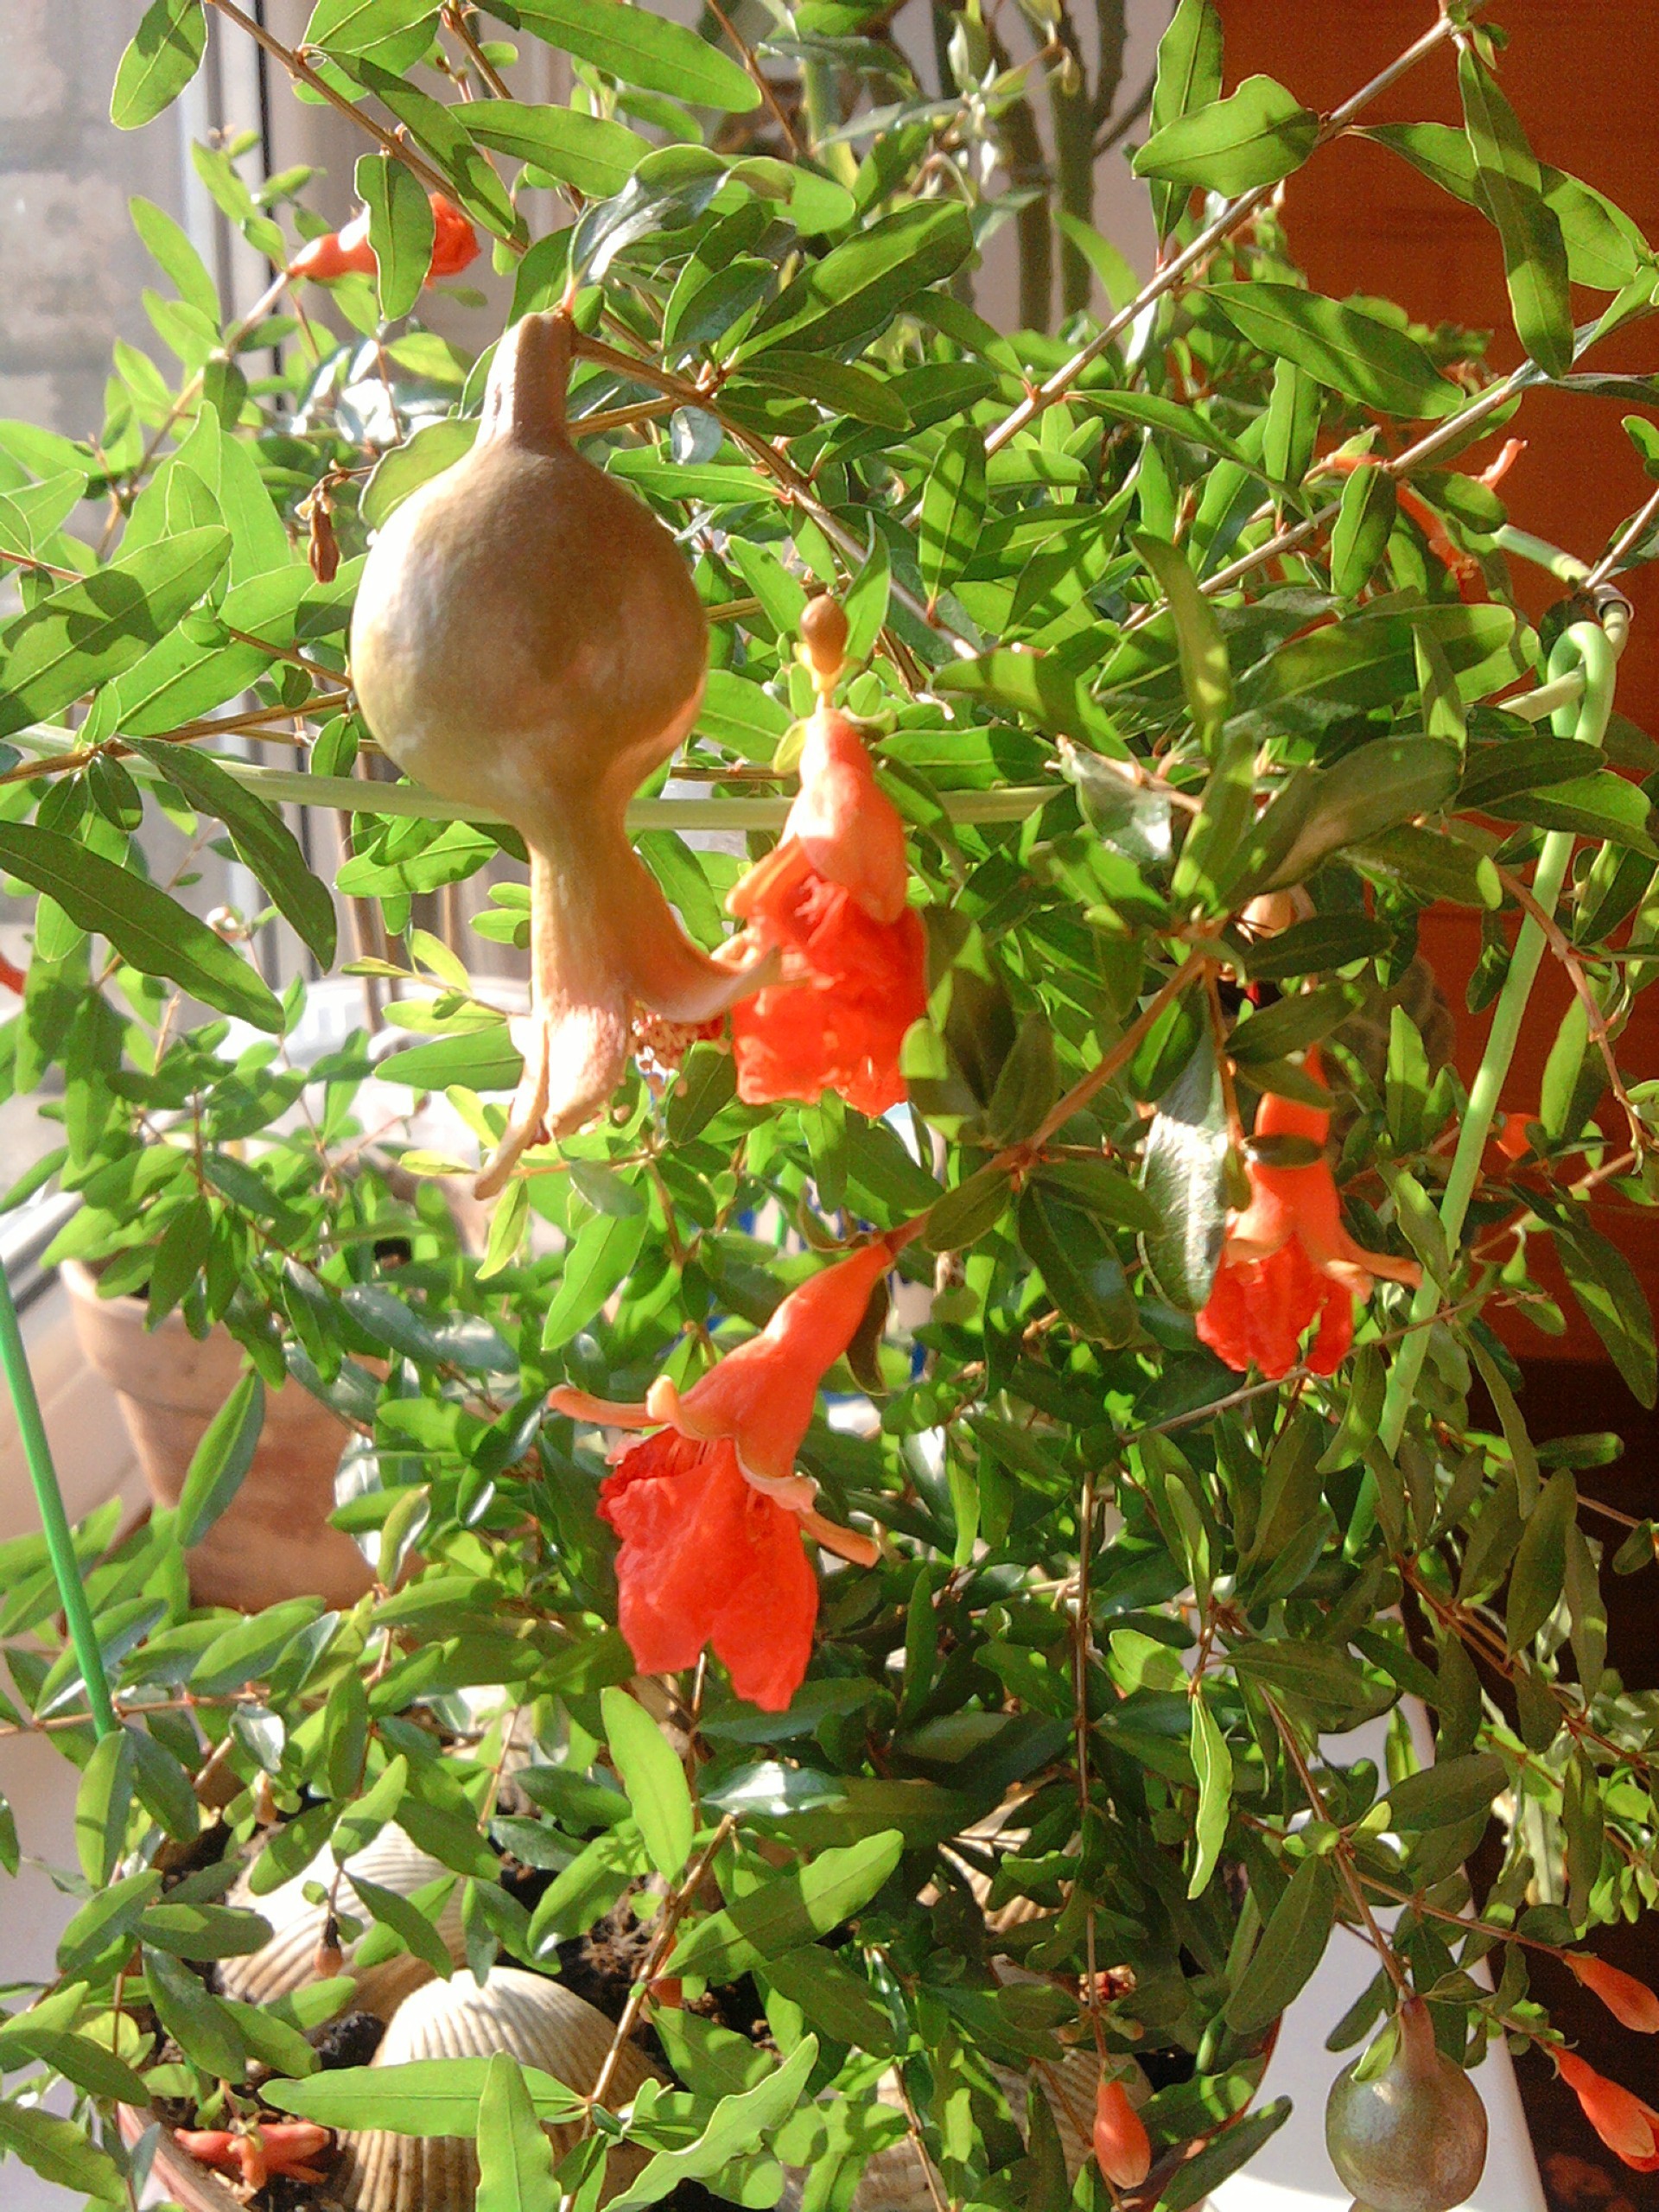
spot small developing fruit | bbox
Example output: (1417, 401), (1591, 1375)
(1325, 1998), (1488, 2212)
(350, 310), (769, 1193)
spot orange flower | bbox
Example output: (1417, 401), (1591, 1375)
(1557, 2049), (1659, 2170)
(1093, 2074), (1152, 2189)
(1566, 1954), (1659, 2034)
(728, 602), (925, 1119)
(550, 1241), (889, 1710)
(289, 195), (479, 287)
(1197, 1064), (1419, 1382)
(177, 2124), (333, 2189)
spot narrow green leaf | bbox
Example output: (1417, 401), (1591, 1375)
(461, 101), (649, 200)
(175, 1369), (264, 1549)
(75, 1726), (136, 1887)
(111, 0), (206, 129)
(542, 1211), (649, 1350)
(1224, 1854), (1338, 2033)
(1554, 1220), (1657, 1407)
(1135, 75), (1319, 196)
(668, 1832), (904, 1982)
(0, 2101), (123, 2202)
(1188, 1690), (1232, 1897)
(744, 205), (974, 359)
(476, 2054), (559, 2212)
(129, 738), (337, 967)
(305, 0), (436, 57)
(1205, 284), (1463, 418)
(1133, 531), (1231, 753)
(1017, 1187), (1135, 1346)
(1147, 0), (1224, 234)
(1329, 463), (1397, 597)
(1140, 1032), (1230, 1311)
(601, 1686), (695, 1882)
(502, 0), (759, 112)
(0, 823), (283, 1033)
(144, 1943), (249, 2078)
(606, 2037), (818, 2209)
(0, 524), (230, 739)
(1459, 49), (1573, 380)
(268, 2056), (584, 2134)
(359, 150), (435, 320)
(1508, 1470), (1576, 1648)
(920, 426), (987, 606)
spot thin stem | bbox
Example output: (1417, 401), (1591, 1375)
(442, 3), (512, 99)
(1584, 480), (1659, 592)
(0, 1270), (116, 1738)
(1365, 615), (1619, 1500)
(703, 0), (805, 157)
(1263, 1692), (1408, 1996)
(204, 0), (457, 206)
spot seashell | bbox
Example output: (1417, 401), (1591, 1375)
(219, 1827), (467, 2020)
(334, 1967), (660, 2212)
(840, 2048), (1105, 2211)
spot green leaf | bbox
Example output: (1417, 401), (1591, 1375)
(1205, 284), (1463, 418)
(1134, 75), (1319, 196)
(111, 0), (206, 129)
(1554, 1218), (1657, 1407)
(351, 1873), (458, 1980)
(606, 2037), (818, 2209)
(1224, 1854), (1338, 2033)
(744, 205), (974, 359)
(461, 102), (649, 200)
(333, 1752), (410, 1862)
(542, 1211), (649, 1351)
(1140, 1031), (1230, 1311)
(601, 1686), (695, 1881)
(0, 524), (230, 739)
(1479, 770), (1657, 855)
(762, 1948), (898, 2055)
(1133, 531), (1231, 753)
(1386, 1751), (1506, 1830)
(1329, 463), (1397, 597)
(1188, 1689), (1232, 1897)
(268, 2056), (585, 2133)
(139, 1900), (275, 1959)
(1236, 602), (1516, 731)
(359, 150), (435, 321)
(1229, 738), (1460, 900)
(1508, 1470), (1576, 1648)
(475, 2054), (558, 2212)
(144, 1943), (249, 2078)
(1017, 1187), (1135, 1346)
(1147, 0), (1224, 234)
(920, 426), (987, 606)
(75, 1726), (136, 1887)
(0, 823), (283, 1033)
(669, 1831), (904, 1982)
(129, 739), (337, 967)
(362, 416), (479, 530)
(175, 1369), (264, 1550)
(500, 0), (759, 112)
(1459, 49), (1573, 380)
(306, 0), (436, 56)
(0, 2101), (124, 2202)
(742, 354), (911, 430)
(1157, 2099), (1291, 2212)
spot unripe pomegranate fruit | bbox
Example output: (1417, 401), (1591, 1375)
(351, 311), (768, 1192)
(1325, 1999), (1487, 2212)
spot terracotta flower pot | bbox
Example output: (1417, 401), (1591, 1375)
(62, 1260), (373, 1612)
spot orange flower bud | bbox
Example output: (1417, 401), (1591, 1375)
(1558, 2049), (1659, 2170)
(1093, 2074), (1152, 2189)
(1566, 1953), (1659, 2033)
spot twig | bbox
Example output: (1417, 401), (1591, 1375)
(981, 2), (1475, 457)
(442, 3), (512, 99)
(1262, 1691), (1408, 1996)
(1496, 863), (1649, 1153)
(703, 0), (805, 157)
(204, 0), (457, 206)
(1583, 480), (1659, 592)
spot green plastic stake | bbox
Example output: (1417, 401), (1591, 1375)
(1351, 610), (1622, 1550)
(0, 1266), (117, 1738)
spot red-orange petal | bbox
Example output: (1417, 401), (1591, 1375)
(597, 1432), (817, 1710)
(1558, 2050), (1659, 2165)
(1567, 1954), (1659, 2034)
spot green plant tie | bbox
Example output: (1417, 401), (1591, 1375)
(0, 1268), (117, 1738)
(1352, 609), (1621, 1549)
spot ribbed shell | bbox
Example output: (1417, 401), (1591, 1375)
(844, 2050), (1104, 2211)
(219, 1829), (467, 2019)
(334, 1969), (659, 2212)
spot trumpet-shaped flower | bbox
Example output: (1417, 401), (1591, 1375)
(289, 195), (479, 286)
(550, 1241), (890, 1710)
(1565, 1953), (1659, 2034)
(728, 701), (925, 1119)
(1557, 2049), (1659, 2170)
(1197, 1069), (1419, 1381)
